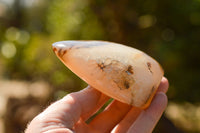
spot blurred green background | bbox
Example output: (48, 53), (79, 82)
(0, 0), (200, 133)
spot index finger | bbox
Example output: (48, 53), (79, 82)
(127, 92), (168, 133)
(37, 86), (109, 128)
(157, 77), (169, 93)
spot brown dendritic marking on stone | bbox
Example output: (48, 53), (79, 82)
(97, 62), (106, 71)
(97, 59), (135, 90)
(62, 50), (67, 56)
(57, 49), (67, 58)
(53, 47), (57, 52)
(147, 62), (153, 74)
(109, 60), (135, 90)
(58, 49), (62, 57)
(124, 80), (130, 89)
(126, 65), (134, 75)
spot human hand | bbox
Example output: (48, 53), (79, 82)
(25, 77), (168, 133)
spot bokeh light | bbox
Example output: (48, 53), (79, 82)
(1, 42), (16, 58)
(138, 14), (157, 29)
(5, 27), (19, 41)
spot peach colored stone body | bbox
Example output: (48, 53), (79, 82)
(52, 41), (164, 109)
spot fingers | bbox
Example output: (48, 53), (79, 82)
(111, 107), (142, 133)
(89, 100), (132, 132)
(157, 77), (169, 93)
(36, 86), (109, 129)
(81, 90), (110, 121)
(111, 77), (169, 133)
(32, 77), (169, 132)
(127, 92), (168, 133)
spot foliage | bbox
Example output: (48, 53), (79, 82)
(0, 0), (200, 103)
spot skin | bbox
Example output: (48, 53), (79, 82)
(25, 77), (168, 133)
